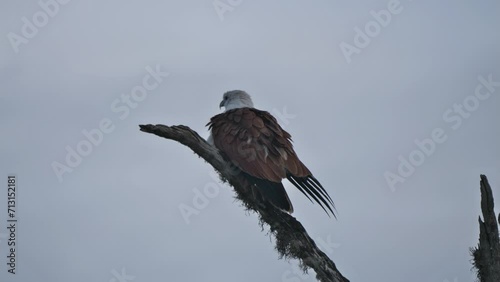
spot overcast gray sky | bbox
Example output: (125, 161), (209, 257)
(1, 1), (499, 282)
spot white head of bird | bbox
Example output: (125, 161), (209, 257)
(219, 90), (254, 111)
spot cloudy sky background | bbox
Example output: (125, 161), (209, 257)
(1, 1), (499, 281)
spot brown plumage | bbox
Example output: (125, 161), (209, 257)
(207, 91), (335, 216)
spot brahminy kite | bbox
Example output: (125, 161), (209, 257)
(207, 90), (335, 216)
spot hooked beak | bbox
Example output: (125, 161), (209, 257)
(219, 100), (225, 109)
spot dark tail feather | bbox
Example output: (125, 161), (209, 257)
(242, 173), (293, 213)
(287, 173), (336, 218)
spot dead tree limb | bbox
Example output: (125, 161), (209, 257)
(471, 174), (500, 282)
(139, 124), (349, 282)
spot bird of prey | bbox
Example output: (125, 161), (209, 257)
(207, 90), (335, 216)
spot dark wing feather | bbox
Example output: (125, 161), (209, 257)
(208, 108), (288, 181)
(207, 108), (335, 216)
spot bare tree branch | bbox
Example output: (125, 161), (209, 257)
(139, 124), (349, 282)
(471, 174), (500, 282)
